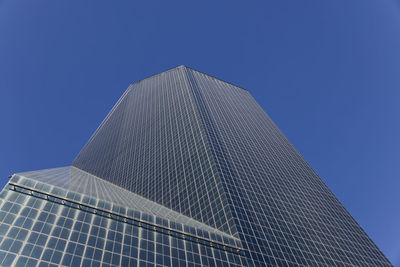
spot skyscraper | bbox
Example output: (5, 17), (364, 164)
(0, 66), (391, 266)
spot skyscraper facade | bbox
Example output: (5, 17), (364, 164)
(0, 66), (391, 266)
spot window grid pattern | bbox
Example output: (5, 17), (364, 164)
(186, 68), (391, 266)
(73, 67), (237, 237)
(9, 173), (241, 249)
(15, 167), (238, 241)
(0, 182), (245, 266)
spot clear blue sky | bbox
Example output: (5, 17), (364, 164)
(1, 0), (399, 264)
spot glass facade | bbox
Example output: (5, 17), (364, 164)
(0, 66), (392, 266)
(0, 170), (244, 267)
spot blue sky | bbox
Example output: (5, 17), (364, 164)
(1, 0), (399, 264)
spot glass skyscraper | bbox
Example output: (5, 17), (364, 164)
(0, 66), (391, 266)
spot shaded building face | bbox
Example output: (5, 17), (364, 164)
(0, 66), (392, 266)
